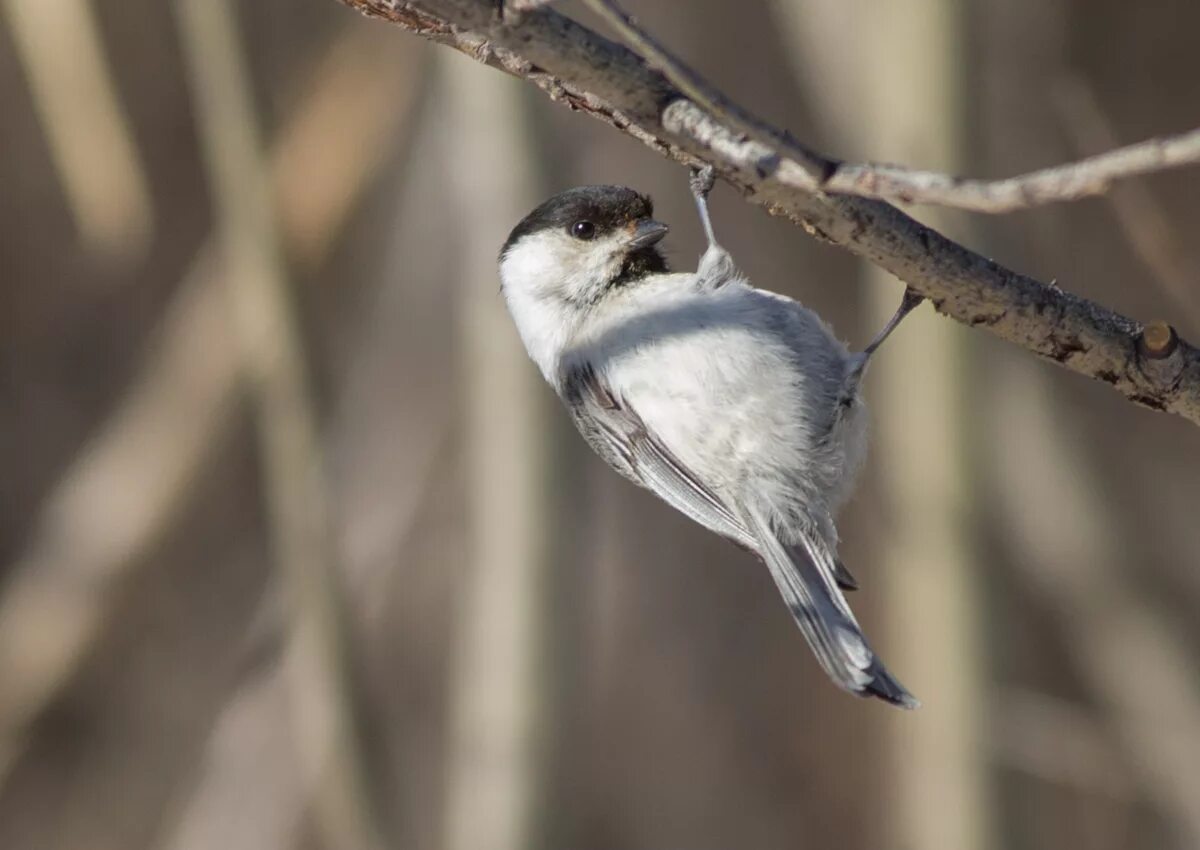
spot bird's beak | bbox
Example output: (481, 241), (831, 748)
(627, 218), (669, 250)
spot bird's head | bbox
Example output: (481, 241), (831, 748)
(498, 185), (669, 309)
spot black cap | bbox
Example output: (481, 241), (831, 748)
(500, 185), (656, 258)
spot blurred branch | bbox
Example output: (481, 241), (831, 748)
(992, 359), (1200, 847)
(992, 689), (1132, 800)
(173, 1), (386, 848)
(335, 0), (1200, 428)
(439, 52), (560, 850)
(2, 0), (154, 262)
(158, 665), (307, 850)
(0, 24), (414, 791)
(1054, 76), (1200, 335)
(835, 2), (989, 848)
(271, 30), (417, 267)
(159, 430), (448, 850)
(0, 262), (237, 782)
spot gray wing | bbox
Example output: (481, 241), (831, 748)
(562, 362), (860, 589)
(560, 361), (758, 551)
(560, 362), (913, 706)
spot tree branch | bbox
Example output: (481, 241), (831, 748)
(580, 0), (1200, 213)
(1054, 75), (1200, 335)
(823, 129), (1200, 213)
(335, 0), (1200, 428)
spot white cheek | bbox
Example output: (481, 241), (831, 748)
(498, 232), (585, 382)
(500, 230), (625, 301)
(499, 229), (630, 384)
(499, 231), (567, 297)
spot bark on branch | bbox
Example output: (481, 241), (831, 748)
(579, 0), (1200, 213)
(335, 0), (1200, 428)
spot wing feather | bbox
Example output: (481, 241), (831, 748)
(561, 362), (757, 550)
(560, 361), (912, 706)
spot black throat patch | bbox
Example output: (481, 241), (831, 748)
(611, 246), (669, 288)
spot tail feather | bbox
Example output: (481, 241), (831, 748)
(832, 557), (859, 591)
(863, 662), (920, 709)
(745, 506), (918, 709)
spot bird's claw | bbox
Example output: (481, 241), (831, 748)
(689, 165), (716, 200)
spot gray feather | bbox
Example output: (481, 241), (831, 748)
(745, 505), (918, 708)
(562, 362), (758, 550)
(500, 195), (915, 706)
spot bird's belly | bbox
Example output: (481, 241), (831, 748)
(607, 324), (808, 493)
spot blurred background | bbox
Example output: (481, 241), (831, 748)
(1, 0), (1199, 848)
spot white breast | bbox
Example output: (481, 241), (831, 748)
(571, 276), (825, 503)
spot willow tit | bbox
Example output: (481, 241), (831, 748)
(498, 168), (923, 708)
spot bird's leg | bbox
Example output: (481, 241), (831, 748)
(862, 286), (925, 357)
(690, 165), (719, 246)
(689, 165), (736, 289)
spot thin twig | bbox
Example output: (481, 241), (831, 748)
(583, 0), (1200, 212)
(824, 128), (1200, 213)
(1054, 75), (1200, 334)
(579, 0), (834, 183)
(335, 0), (1200, 427)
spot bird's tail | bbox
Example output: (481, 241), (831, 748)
(744, 505), (918, 709)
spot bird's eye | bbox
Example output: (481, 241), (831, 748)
(570, 220), (596, 240)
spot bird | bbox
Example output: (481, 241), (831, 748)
(497, 166), (924, 708)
